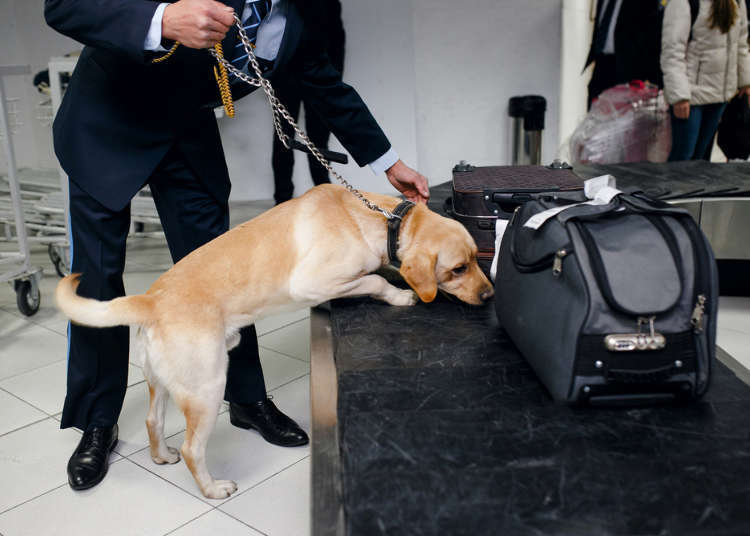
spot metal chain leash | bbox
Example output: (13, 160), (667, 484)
(209, 15), (398, 220)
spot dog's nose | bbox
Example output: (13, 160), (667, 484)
(480, 286), (494, 302)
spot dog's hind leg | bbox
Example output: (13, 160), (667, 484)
(140, 329), (181, 465)
(145, 380), (180, 465)
(169, 330), (237, 499)
(178, 386), (237, 499)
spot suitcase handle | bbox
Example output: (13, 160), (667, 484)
(443, 196), (455, 218)
(492, 192), (533, 204)
(289, 139), (349, 165)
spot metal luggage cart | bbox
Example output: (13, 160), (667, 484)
(0, 65), (42, 316)
(45, 56), (165, 273)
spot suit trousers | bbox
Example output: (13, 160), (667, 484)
(271, 78), (333, 204)
(587, 54), (618, 110)
(61, 146), (267, 430)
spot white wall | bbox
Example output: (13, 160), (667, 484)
(0, 1), (79, 173)
(559, 0), (595, 159)
(1, 0), (568, 200)
(220, 0), (419, 200)
(412, 0), (563, 182)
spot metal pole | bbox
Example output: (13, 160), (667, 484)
(0, 65), (32, 274)
(48, 58), (73, 255)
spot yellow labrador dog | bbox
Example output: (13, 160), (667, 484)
(56, 184), (492, 499)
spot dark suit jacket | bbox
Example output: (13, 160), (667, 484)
(584, 0), (664, 88)
(44, 0), (390, 211)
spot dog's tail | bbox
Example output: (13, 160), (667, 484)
(56, 274), (155, 328)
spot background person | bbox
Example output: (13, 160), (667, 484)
(45, 0), (429, 492)
(585, 0), (665, 109)
(662, 0), (750, 161)
(271, 0), (344, 204)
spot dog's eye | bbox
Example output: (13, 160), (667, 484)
(452, 264), (468, 276)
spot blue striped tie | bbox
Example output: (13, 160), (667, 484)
(231, 0), (272, 71)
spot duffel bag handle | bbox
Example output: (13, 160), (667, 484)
(554, 192), (691, 225)
(443, 196), (455, 218)
(608, 363), (680, 384)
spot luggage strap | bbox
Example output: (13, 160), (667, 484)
(387, 201), (416, 267)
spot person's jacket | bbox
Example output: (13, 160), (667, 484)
(44, 0), (390, 212)
(661, 0), (750, 105)
(584, 0), (665, 87)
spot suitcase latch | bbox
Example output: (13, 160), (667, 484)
(604, 316), (666, 352)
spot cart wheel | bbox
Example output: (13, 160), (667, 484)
(48, 244), (69, 277)
(15, 280), (40, 317)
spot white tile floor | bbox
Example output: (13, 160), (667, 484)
(0, 202), (312, 536)
(1, 201), (750, 536)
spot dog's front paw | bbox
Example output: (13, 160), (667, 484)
(389, 289), (419, 306)
(202, 479), (238, 499)
(152, 446), (180, 465)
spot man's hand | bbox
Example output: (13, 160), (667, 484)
(162, 0), (235, 49)
(673, 100), (690, 119)
(385, 160), (430, 204)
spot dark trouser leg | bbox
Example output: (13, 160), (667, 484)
(147, 146), (266, 403)
(587, 54), (617, 110)
(668, 105), (703, 162)
(61, 180), (130, 430)
(272, 82), (303, 204)
(693, 102), (727, 160)
(304, 104), (333, 185)
(305, 47), (343, 186)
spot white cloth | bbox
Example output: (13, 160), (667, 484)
(490, 175), (622, 281)
(523, 175), (621, 231)
(599, 0), (624, 55)
(489, 218), (509, 283)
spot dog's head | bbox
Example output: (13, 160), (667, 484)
(398, 206), (493, 305)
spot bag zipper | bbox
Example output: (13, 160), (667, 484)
(678, 216), (713, 395)
(691, 294), (706, 332)
(552, 249), (569, 277)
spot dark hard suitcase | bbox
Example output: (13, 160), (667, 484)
(447, 161), (583, 275)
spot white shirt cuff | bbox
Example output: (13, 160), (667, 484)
(368, 148), (399, 175)
(144, 3), (169, 51)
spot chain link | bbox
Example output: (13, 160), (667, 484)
(208, 15), (398, 220)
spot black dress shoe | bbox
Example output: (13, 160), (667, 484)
(67, 424), (118, 491)
(229, 399), (309, 447)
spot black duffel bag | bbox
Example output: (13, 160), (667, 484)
(495, 181), (718, 405)
(717, 93), (750, 160)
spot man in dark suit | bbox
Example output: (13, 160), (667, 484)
(585, 0), (665, 108)
(271, 0), (345, 204)
(45, 0), (430, 491)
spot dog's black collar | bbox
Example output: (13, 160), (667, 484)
(387, 201), (416, 267)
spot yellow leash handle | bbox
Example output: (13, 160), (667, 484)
(212, 42), (235, 118)
(151, 41), (235, 118)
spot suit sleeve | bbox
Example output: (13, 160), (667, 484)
(44, 0), (160, 63)
(660, 0), (692, 104)
(285, 44), (391, 168)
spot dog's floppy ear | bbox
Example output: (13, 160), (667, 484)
(400, 251), (438, 303)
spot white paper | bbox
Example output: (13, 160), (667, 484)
(522, 175), (622, 231)
(490, 218), (509, 283)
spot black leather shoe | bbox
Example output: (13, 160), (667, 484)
(229, 399), (309, 447)
(67, 424), (118, 491)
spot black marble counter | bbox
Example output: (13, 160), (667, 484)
(328, 176), (750, 536)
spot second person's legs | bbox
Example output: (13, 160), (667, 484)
(668, 105), (703, 162)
